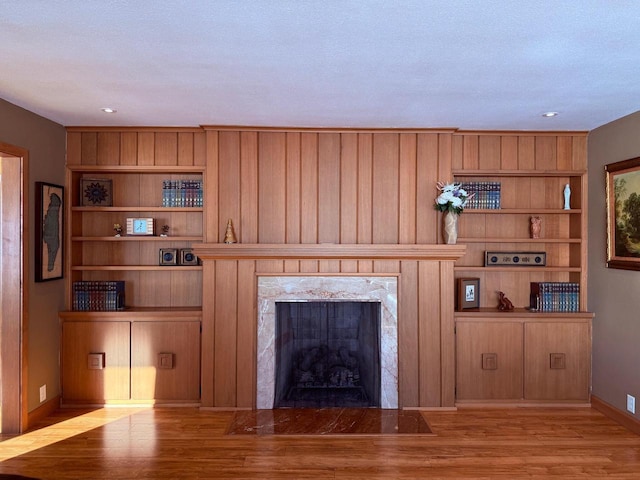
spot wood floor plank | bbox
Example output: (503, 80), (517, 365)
(0, 407), (639, 479)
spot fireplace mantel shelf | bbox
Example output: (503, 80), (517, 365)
(192, 243), (466, 261)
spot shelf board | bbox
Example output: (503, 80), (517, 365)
(71, 265), (203, 271)
(452, 169), (585, 177)
(59, 307), (202, 321)
(459, 237), (581, 243)
(72, 206), (203, 212)
(72, 236), (203, 242)
(192, 243), (467, 261)
(68, 165), (205, 173)
(454, 266), (582, 272)
(454, 307), (594, 319)
(463, 208), (581, 214)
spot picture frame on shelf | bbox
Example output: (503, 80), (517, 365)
(606, 156), (640, 271)
(80, 178), (113, 206)
(457, 277), (480, 310)
(179, 248), (199, 266)
(35, 182), (64, 282)
(159, 248), (178, 266)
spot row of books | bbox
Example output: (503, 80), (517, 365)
(72, 281), (125, 311)
(161, 179), (203, 207)
(529, 282), (580, 312)
(461, 181), (501, 209)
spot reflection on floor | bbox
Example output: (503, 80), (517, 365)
(226, 408), (434, 435)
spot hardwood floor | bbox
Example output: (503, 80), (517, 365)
(1, 407), (639, 479)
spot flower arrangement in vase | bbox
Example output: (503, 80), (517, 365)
(434, 182), (473, 244)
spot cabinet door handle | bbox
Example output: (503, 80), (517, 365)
(158, 352), (174, 369)
(87, 352), (105, 370)
(482, 353), (498, 370)
(550, 353), (566, 369)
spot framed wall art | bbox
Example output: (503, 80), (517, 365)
(80, 178), (112, 206)
(35, 182), (64, 282)
(457, 277), (480, 310)
(606, 156), (640, 270)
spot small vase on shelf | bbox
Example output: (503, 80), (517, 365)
(442, 211), (459, 245)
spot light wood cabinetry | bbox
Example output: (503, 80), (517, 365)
(456, 314), (592, 403)
(452, 133), (592, 404)
(61, 320), (131, 401)
(60, 312), (201, 404)
(524, 321), (591, 400)
(131, 320), (201, 401)
(455, 320), (523, 400)
(61, 129), (205, 404)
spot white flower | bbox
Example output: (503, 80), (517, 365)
(434, 181), (473, 214)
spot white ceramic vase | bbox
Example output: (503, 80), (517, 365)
(443, 211), (459, 245)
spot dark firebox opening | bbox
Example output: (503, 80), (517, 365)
(274, 301), (381, 408)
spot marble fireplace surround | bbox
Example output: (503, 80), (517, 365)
(192, 243), (467, 409)
(257, 275), (398, 409)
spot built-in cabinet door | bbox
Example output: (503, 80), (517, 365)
(130, 321), (201, 401)
(524, 322), (591, 401)
(61, 321), (131, 401)
(456, 321), (523, 400)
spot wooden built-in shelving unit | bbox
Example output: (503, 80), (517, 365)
(451, 134), (592, 405)
(60, 129), (205, 405)
(59, 127), (593, 409)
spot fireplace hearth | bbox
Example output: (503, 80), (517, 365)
(274, 301), (381, 408)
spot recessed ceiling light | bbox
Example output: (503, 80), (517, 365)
(101, 107), (117, 113)
(542, 111), (559, 118)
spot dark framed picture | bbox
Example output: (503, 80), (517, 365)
(80, 178), (112, 206)
(159, 248), (178, 266)
(457, 277), (480, 309)
(179, 248), (199, 266)
(606, 156), (640, 270)
(35, 182), (64, 282)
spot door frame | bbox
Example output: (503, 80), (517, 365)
(1, 141), (29, 433)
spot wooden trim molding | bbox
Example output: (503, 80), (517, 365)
(591, 395), (640, 435)
(192, 243), (466, 261)
(27, 395), (60, 429)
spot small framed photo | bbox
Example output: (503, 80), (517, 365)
(179, 248), (199, 266)
(457, 277), (480, 310)
(80, 178), (112, 206)
(159, 248), (178, 266)
(35, 182), (64, 282)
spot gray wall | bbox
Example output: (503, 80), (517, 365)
(588, 110), (640, 420)
(0, 98), (66, 412)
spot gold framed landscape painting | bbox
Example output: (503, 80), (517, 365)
(606, 156), (640, 270)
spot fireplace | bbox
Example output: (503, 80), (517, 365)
(257, 276), (398, 409)
(274, 301), (381, 408)
(193, 243), (466, 410)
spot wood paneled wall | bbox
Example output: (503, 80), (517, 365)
(65, 126), (588, 409)
(66, 129), (207, 167)
(203, 128), (457, 246)
(451, 132), (587, 171)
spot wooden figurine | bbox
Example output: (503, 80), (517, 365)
(497, 291), (514, 311)
(530, 216), (541, 239)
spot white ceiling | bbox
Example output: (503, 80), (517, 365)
(2, 1), (640, 130)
